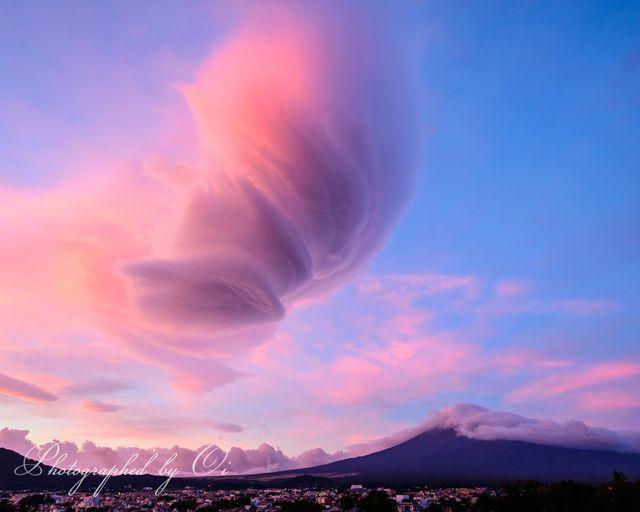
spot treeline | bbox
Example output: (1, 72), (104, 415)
(434, 472), (640, 512)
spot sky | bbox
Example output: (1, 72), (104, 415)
(0, 0), (639, 469)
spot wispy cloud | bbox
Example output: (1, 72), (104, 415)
(506, 362), (640, 403)
(0, 373), (58, 403)
(64, 379), (131, 396)
(0, 2), (423, 399)
(80, 400), (124, 413)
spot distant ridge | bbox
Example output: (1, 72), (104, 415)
(0, 448), (201, 492)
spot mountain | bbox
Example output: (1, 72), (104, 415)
(2, 429), (640, 490)
(262, 428), (640, 485)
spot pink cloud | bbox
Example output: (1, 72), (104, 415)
(80, 400), (124, 413)
(0, 175), (160, 335)
(0, 427), (35, 454)
(120, 6), (421, 337)
(357, 273), (480, 307)
(494, 279), (532, 298)
(63, 379), (131, 396)
(213, 422), (245, 434)
(0, 3), (423, 399)
(0, 372), (58, 403)
(312, 334), (475, 406)
(506, 362), (640, 403)
(577, 390), (640, 411)
(65, 413), (232, 445)
(233, 268), (633, 447)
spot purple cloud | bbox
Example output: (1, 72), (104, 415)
(121, 4), (421, 336)
(81, 400), (124, 413)
(0, 372), (58, 403)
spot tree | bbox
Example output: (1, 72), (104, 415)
(613, 471), (628, 484)
(18, 494), (54, 512)
(339, 494), (358, 511)
(473, 473), (640, 512)
(358, 490), (396, 512)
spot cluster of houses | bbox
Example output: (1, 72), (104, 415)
(1, 484), (492, 512)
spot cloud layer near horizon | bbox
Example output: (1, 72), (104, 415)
(2, 404), (639, 476)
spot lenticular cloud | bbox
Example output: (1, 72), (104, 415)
(123, 6), (421, 334)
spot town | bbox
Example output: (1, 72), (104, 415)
(0, 484), (493, 512)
